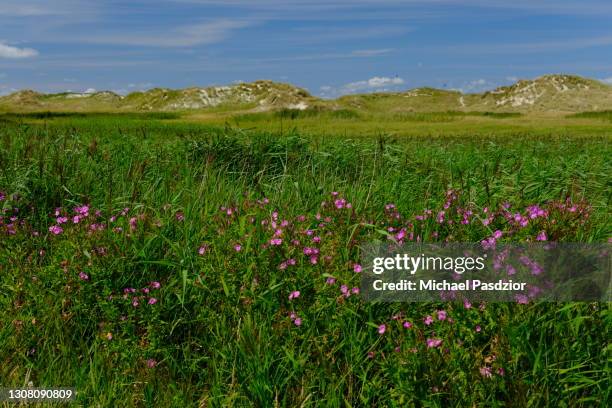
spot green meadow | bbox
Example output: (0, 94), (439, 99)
(0, 112), (610, 406)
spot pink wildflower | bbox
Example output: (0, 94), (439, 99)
(396, 229), (406, 241)
(48, 225), (63, 235)
(481, 236), (496, 250)
(515, 294), (529, 304)
(74, 205), (89, 216)
(479, 366), (493, 378)
(426, 338), (442, 348)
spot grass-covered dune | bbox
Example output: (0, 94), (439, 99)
(0, 114), (610, 406)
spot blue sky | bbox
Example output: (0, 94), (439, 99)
(1, 0), (612, 97)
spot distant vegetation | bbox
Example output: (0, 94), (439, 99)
(233, 108), (362, 122)
(1, 74), (610, 114)
(236, 109), (522, 124)
(568, 110), (612, 121)
(392, 111), (523, 122)
(0, 111), (181, 120)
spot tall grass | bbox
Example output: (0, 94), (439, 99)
(0, 116), (610, 406)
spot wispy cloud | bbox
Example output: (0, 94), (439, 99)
(288, 25), (411, 42)
(351, 48), (394, 57)
(0, 0), (95, 16)
(457, 0), (612, 15)
(0, 41), (39, 58)
(174, 0), (612, 16)
(0, 3), (51, 16)
(232, 48), (396, 65)
(443, 35), (612, 55)
(71, 19), (252, 47)
(601, 77), (612, 84)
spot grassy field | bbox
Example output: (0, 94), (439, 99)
(179, 109), (612, 139)
(0, 113), (610, 406)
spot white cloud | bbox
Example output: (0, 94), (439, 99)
(601, 77), (612, 84)
(0, 42), (39, 58)
(506, 76), (519, 82)
(319, 76), (405, 97)
(84, 87), (96, 94)
(344, 76), (405, 92)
